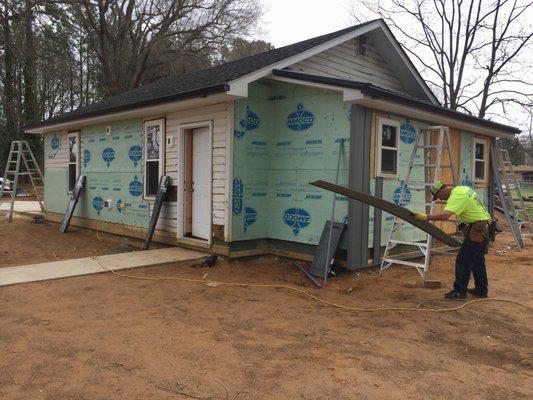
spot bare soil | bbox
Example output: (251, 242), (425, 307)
(1, 209), (532, 400)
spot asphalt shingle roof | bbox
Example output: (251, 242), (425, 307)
(30, 21), (376, 129)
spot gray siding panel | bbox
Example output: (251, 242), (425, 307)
(291, 39), (406, 93)
(347, 105), (372, 270)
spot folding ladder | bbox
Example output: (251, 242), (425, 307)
(491, 148), (533, 249)
(379, 126), (458, 282)
(0, 140), (44, 222)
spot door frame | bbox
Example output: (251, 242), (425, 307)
(177, 121), (213, 243)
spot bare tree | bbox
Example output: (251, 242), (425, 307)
(218, 37), (274, 64)
(69, 0), (264, 96)
(349, 0), (533, 125)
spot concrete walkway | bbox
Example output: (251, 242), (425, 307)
(0, 200), (42, 214)
(0, 247), (207, 287)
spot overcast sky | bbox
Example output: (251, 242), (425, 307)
(260, 0), (355, 47)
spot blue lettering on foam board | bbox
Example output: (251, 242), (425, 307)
(112, 135), (120, 141)
(88, 139), (95, 143)
(129, 175), (143, 197)
(277, 141), (291, 146)
(99, 138), (107, 142)
(335, 138), (350, 144)
(83, 149), (91, 168)
(51, 135), (60, 150)
(335, 195), (348, 201)
(277, 193), (291, 198)
(239, 105), (260, 131)
(268, 95), (288, 101)
(400, 123), (417, 144)
(92, 196), (104, 215)
(125, 134), (133, 139)
(139, 204), (148, 209)
(232, 177), (243, 215)
(102, 147), (115, 167)
(393, 181), (411, 205)
(244, 207), (257, 233)
(234, 130), (245, 140)
(283, 208), (311, 236)
(287, 102), (315, 131)
(251, 141), (267, 146)
(129, 145), (142, 167)
(304, 195), (322, 200)
(252, 193), (267, 197)
(461, 175), (474, 188)
(305, 140), (322, 145)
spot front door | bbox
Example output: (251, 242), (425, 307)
(190, 127), (211, 240)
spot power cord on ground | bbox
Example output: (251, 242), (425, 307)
(92, 257), (533, 313)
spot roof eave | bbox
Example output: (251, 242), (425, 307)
(272, 69), (519, 137)
(25, 84), (230, 133)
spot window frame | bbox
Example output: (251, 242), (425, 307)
(67, 131), (80, 193)
(354, 35), (367, 58)
(143, 119), (165, 199)
(375, 117), (400, 178)
(472, 137), (488, 183)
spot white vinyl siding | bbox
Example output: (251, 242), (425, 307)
(155, 102), (229, 233)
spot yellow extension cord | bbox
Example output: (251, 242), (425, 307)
(94, 258), (533, 314)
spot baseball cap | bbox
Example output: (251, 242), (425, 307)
(430, 181), (445, 200)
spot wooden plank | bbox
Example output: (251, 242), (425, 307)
(310, 180), (461, 248)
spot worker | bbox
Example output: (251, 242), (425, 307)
(413, 181), (491, 299)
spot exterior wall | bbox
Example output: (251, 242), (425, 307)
(291, 38), (407, 94)
(43, 102), (230, 240)
(231, 80), (351, 246)
(165, 102), (230, 231)
(44, 120), (151, 228)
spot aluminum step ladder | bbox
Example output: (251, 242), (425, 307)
(491, 148), (533, 249)
(379, 126), (458, 282)
(0, 140), (44, 222)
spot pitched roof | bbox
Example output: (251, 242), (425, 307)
(27, 20), (379, 130)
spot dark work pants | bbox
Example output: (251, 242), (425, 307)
(453, 237), (489, 295)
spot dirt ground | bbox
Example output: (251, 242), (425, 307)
(1, 207), (532, 400)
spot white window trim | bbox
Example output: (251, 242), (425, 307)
(473, 137), (488, 183)
(67, 131), (80, 193)
(143, 118), (165, 199)
(376, 117), (400, 178)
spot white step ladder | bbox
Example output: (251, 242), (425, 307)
(379, 126), (458, 282)
(491, 148), (533, 249)
(0, 140), (44, 222)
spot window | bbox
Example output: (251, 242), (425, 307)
(355, 35), (367, 57)
(67, 132), (80, 192)
(144, 119), (165, 198)
(376, 117), (400, 177)
(473, 138), (488, 182)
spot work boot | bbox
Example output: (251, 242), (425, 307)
(467, 288), (488, 298)
(444, 290), (467, 299)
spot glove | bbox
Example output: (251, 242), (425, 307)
(413, 212), (428, 220)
